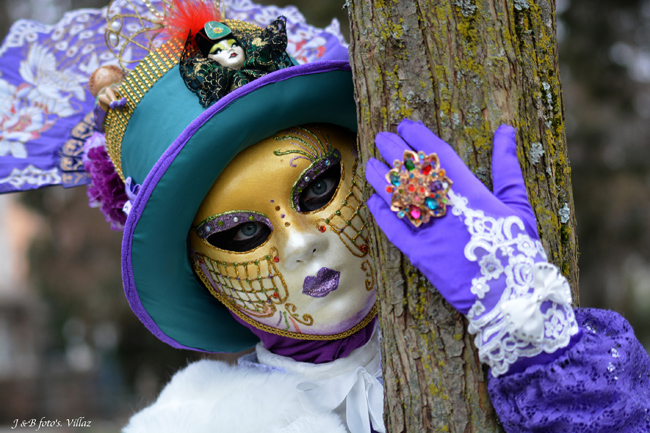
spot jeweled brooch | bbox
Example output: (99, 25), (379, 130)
(385, 150), (452, 228)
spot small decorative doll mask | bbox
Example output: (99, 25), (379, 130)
(189, 124), (376, 338)
(195, 21), (246, 70)
(181, 17), (294, 108)
(207, 38), (245, 70)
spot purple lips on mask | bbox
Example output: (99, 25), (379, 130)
(302, 267), (341, 298)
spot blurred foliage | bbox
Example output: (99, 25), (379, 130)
(560, 0), (650, 348)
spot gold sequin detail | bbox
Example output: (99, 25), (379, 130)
(222, 19), (263, 38)
(103, 18), (264, 181)
(104, 39), (183, 180)
(104, 1), (261, 68)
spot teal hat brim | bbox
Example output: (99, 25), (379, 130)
(121, 61), (357, 352)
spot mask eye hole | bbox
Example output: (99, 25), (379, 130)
(298, 163), (341, 212)
(292, 150), (342, 213)
(195, 212), (273, 253)
(206, 222), (271, 252)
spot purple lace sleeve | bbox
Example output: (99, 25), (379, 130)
(488, 308), (650, 432)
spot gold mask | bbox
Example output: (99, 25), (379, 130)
(189, 124), (376, 339)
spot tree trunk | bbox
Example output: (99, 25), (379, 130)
(347, 1), (579, 432)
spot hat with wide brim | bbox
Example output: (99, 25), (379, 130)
(119, 60), (357, 353)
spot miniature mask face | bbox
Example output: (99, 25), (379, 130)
(189, 124), (376, 337)
(207, 38), (245, 70)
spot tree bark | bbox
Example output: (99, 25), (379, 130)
(347, 1), (579, 432)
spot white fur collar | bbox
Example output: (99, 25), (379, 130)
(122, 359), (348, 433)
(123, 331), (383, 433)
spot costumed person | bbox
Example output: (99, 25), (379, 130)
(0, 1), (649, 433)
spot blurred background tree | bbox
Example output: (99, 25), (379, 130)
(560, 0), (650, 351)
(1, 0), (650, 430)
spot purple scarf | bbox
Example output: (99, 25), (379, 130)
(231, 313), (377, 364)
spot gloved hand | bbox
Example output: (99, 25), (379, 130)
(93, 95), (126, 132)
(365, 119), (578, 376)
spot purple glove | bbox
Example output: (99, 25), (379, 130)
(93, 96), (126, 132)
(365, 119), (579, 376)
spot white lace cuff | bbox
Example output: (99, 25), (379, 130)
(449, 191), (580, 377)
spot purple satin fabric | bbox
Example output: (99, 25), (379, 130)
(231, 313), (377, 363)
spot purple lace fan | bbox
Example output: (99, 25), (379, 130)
(0, 0), (349, 227)
(0, 0), (166, 194)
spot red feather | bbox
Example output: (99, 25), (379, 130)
(160, 0), (221, 43)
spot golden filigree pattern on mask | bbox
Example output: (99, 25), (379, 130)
(192, 247), (314, 332)
(285, 303), (314, 327)
(193, 247), (285, 317)
(361, 260), (375, 291)
(318, 163), (369, 257)
(272, 125), (333, 166)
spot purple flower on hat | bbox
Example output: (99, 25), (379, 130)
(83, 132), (128, 230)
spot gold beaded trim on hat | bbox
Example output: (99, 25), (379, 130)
(103, 19), (263, 181)
(104, 39), (183, 181)
(221, 19), (263, 39)
(192, 254), (378, 340)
